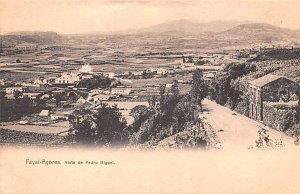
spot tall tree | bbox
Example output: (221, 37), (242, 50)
(191, 69), (207, 105)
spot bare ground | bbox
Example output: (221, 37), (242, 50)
(200, 99), (295, 150)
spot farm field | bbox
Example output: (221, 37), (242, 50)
(0, 121), (69, 135)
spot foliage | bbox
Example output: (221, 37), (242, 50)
(191, 69), (207, 105)
(68, 104), (128, 146)
(173, 123), (208, 149)
(129, 105), (148, 121)
(129, 85), (204, 147)
(251, 128), (284, 149)
(76, 75), (112, 90)
(282, 110), (297, 131)
(210, 63), (256, 106)
(173, 95), (198, 128)
(0, 91), (46, 122)
(251, 48), (300, 61)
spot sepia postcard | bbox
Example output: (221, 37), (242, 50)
(0, 0), (300, 193)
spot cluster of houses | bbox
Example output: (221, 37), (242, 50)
(0, 64), (136, 122)
(84, 86), (132, 104)
(33, 72), (83, 86)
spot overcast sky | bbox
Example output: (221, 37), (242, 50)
(1, 0), (300, 34)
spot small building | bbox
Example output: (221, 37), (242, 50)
(80, 64), (92, 73)
(5, 87), (26, 94)
(50, 113), (69, 121)
(33, 78), (44, 86)
(165, 83), (174, 88)
(249, 74), (299, 122)
(92, 94), (110, 104)
(76, 96), (86, 104)
(149, 68), (169, 75)
(23, 92), (42, 100)
(131, 71), (144, 76)
(203, 72), (216, 85)
(111, 87), (132, 96)
(181, 62), (195, 68)
(39, 110), (50, 117)
(104, 72), (115, 78)
(55, 72), (80, 84)
(81, 74), (94, 80)
(0, 79), (5, 86)
(90, 89), (103, 94)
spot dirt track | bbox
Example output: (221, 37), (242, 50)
(200, 99), (295, 150)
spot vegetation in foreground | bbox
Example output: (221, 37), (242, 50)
(65, 69), (210, 149)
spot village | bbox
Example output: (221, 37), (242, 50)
(0, 58), (220, 127)
(0, 31), (299, 148)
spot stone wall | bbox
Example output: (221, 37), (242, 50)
(262, 103), (298, 131)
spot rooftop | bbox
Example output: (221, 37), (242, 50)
(249, 74), (284, 87)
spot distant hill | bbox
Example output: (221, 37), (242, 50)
(0, 31), (62, 47)
(124, 21), (299, 44)
(251, 48), (300, 61)
(134, 20), (252, 34)
(217, 23), (296, 41)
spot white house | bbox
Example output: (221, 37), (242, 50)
(39, 110), (50, 117)
(165, 83), (174, 88)
(90, 89), (103, 94)
(80, 64), (92, 73)
(92, 94), (110, 104)
(131, 71), (144, 76)
(33, 78), (44, 86)
(149, 68), (169, 75)
(23, 92), (41, 100)
(104, 72), (115, 78)
(81, 74), (93, 80)
(5, 87), (26, 94)
(50, 112), (69, 121)
(111, 87), (132, 95)
(55, 72), (80, 84)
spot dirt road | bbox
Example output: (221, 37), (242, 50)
(200, 99), (295, 150)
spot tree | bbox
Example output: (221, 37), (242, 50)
(76, 75), (112, 90)
(130, 105), (149, 121)
(69, 104), (128, 146)
(187, 56), (194, 63)
(170, 81), (179, 97)
(72, 120), (96, 144)
(173, 95), (198, 128)
(191, 69), (207, 105)
(94, 104), (128, 145)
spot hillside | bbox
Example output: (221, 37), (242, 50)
(0, 31), (62, 47)
(217, 23), (296, 41)
(135, 20), (251, 34)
